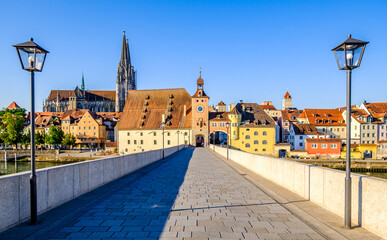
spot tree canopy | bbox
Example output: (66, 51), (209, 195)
(0, 112), (25, 149)
(45, 126), (64, 146)
(62, 133), (76, 148)
(0, 108), (26, 117)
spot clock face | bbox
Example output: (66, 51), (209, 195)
(196, 105), (204, 113)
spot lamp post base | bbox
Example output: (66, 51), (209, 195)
(344, 176), (352, 229)
(30, 175), (38, 225)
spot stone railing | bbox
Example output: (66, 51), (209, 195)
(0, 145), (186, 232)
(210, 145), (387, 239)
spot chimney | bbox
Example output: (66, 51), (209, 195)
(184, 105), (186, 117)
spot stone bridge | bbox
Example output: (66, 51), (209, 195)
(0, 148), (384, 240)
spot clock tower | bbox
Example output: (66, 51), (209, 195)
(191, 72), (209, 147)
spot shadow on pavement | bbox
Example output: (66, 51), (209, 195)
(0, 148), (194, 240)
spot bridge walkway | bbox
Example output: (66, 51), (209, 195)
(0, 148), (379, 239)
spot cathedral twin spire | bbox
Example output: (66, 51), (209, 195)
(116, 31), (136, 112)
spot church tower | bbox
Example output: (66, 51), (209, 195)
(282, 91), (292, 110)
(116, 31), (136, 112)
(191, 70), (209, 147)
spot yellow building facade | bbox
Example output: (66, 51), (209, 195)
(227, 103), (277, 155)
(118, 129), (191, 154)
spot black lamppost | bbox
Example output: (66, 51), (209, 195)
(226, 122), (230, 159)
(161, 122), (165, 159)
(332, 34), (368, 229)
(13, 38), (49, 225)
(176, 130), (180, 150)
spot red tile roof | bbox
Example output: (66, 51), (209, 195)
(364, 102), (387, 118)
(260, 104), (277, 111)
(7, 101), (21, 109)
(217, 101), (226, 106)
(284, 91), (292, 99)
(305, 138), (342, 143)
(302, 109), (345, 126)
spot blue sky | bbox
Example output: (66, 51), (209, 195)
(0, 0), (386, 111)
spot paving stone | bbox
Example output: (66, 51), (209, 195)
(29, 148), (323, 240)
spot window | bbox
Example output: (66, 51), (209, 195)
(245, 143), (250, 148)
(94, 132), (96, 136)
(127, 132), (130, 136)
(142, 149), (145, 152)
(167, 132), (170, 136)
(331, 144), (337, 148)
(125, 148), (128, 152)
(167, 140), (171, 145)
(245, 135), (250, 139)
(263, 131), (267, 136)
(184, 132), (188, 136)
(233, 131), (236, 135)
(363, 133), (365, 137)
(246, 128), (250, 131)
(128, 140), (130, 144)
(254, 140), (259, 144)
(367, 133), (370, 137)
(312, 144), (318, 148)
(262, 140), (267, 145)
(299, 143), (303, 147)
(153, 132), (156, 136)
(321, 144), (327, 149)
(300, 136), (303, 139)
(367, 126), (370, 130)
(84, 127), (86, 130)
(140, 132), (143, 136)
(262, 148), (266, 152)
(355, 126), (357, 130)
(254, 131), (258, 136)
(134, 140), (137, 144)
(89, 127), (91, 130)
(372, 125), (375, 130)
(363, 126), (365, 130)
(140, 140), (143, 144)
(255, 149), (258, 152)
(220, 123), (225, 127)
(372, 133), (375, 137)
(185, 140), (188, 144)
(330, 128), (333, 132)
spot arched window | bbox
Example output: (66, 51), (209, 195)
(263, 131), (267, 136)
(263, 140), (267, 144)
(245, 135), (250, 139)
(254, 131), (258, 136)
(254, 140), (259, 144)
(245, 143), (250, 148)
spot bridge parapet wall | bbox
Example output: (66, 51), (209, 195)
(211, 145), (387, 239)
(0, 145), (186, 232)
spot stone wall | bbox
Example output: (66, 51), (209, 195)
(211, 145), (387, 239)
(0, 145), (185, 232)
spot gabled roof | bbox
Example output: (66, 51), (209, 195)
(209, 112), (230, 121)
(230, 103), (276, 127)
(118, 88), (192, 130)
(7, 101), (21, 109)
(302, 109), (345, 126)
(293, 124), (319, 135)
(364, 102), (387, 118)
(281, 109), (303, 122)
(260, 104), (277, 111)
(284, 91), (292, 99)
(217, 101), (226, 106)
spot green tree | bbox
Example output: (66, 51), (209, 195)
(45, 126), (64, 148)
(20, 130), (31, 149)
(0, 108), (26, 117)
(35, 131), (45, 147)
(62, 133), (76, 149)
(0, 112), (25, 149)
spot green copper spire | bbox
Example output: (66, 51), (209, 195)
(81, 72), (85, 91)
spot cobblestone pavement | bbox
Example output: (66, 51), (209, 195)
(46, 148), (323, 240)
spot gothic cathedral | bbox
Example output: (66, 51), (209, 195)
(43, 32), (136, 113)
(116, 31), (136, 112)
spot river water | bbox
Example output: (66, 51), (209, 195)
(0, 161), (81, 176)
